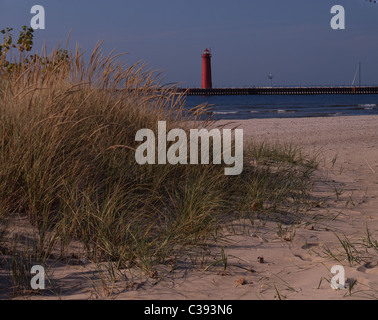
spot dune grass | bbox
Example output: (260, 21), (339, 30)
(0, 37), (320, 298)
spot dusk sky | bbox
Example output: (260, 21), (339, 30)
(1, 0), (378, 87)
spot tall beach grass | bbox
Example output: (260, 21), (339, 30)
(0, 39), (319, 297)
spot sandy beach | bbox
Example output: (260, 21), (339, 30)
(112, 114), (377, 300)
(3, 114), (378, 300)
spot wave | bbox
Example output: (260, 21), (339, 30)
(358, 104), (376, 110)
(212, 111), (238, 115)
(276, 110), (296, 114)
(358, 103), (377, 110)
(358, 104), (377, 107)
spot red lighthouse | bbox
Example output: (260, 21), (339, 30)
(201, 48), (212, 89)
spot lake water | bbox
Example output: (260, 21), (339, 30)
(184, 94), (378, 119)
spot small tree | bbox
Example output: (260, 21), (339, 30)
(0, 25), (69, 76)
(0, 26), (34, 74)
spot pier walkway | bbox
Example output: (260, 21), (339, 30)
(177, 86), (378, 95)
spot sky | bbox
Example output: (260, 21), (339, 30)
(1, 0), (378, 87)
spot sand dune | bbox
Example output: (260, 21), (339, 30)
(3, 115), (378, 300)
(120, 115), (378, 300)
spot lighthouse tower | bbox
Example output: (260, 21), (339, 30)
(201, 48), (212, 89)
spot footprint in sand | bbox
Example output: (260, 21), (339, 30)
(357, 261), (378, 275)
(301, 243), (320, 250)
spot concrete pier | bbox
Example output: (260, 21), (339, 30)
(177, 86), (378, 95)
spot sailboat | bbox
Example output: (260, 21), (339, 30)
(351, 62), (361, 87)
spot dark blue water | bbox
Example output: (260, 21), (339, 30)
(185, 95), (378, 119)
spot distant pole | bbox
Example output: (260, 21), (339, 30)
(268, 74), (273, 88)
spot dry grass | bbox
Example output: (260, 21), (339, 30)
(0, 41), (319, 298)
